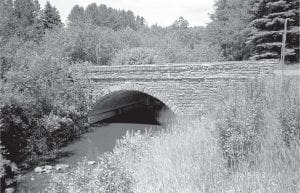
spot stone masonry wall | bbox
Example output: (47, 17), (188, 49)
(71, 60), (276, 115)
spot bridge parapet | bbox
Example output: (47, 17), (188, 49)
(72, 60), (275, 81)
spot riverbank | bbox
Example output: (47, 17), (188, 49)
(16, 123), (161, 193)
(44, 77), (300, 193)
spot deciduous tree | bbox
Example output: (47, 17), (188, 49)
(206, 0), (254, 60)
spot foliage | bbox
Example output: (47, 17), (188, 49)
(46, 77), (300, 193)
(42, 1), (63, 30)
(248, 0), (300, 62)
(63, 3), (224, 64)
(0, 38), (89, 168)
(45, 132), (150, 193)
(30, 19), (223, 66)
(0, 0), (63, 80)
(206, 0), (254, 60)
(129, 119), (227, 193)
(112, 47), (166, 65)
(0, 0), (17, 43)
(216, 77), (300, 169)
(67, 5), (85, 25)
(41, 25), (124, 65)
(216, 79), (268, 168)
(172, 16), (189, 30)
(0, 145), (19, 192)
(278, 78), (300, 145)
(138, 26), (224, 63)
(46, 155), (133, 193)
(68, 4), (143, 30)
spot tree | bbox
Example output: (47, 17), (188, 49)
(205, 0), (254, 60)
(248, 0), (299, 62)
(0, 0), (17, 44)
(112, 47), (166, 65)
(0, 0), (44, 42)
(136, 16), (146, 28)
(85, 3), (98, 25)
(172, 16), (189, 30)
(68, 3), (139, 30)
(68, 5), (85, 25)
(1, 0), (43, 79)
(13, 0), (41, 40)
(42, 1), (63, 30)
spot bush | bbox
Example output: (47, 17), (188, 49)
(216, 79), (267, 169)
(129, 118), (226, 193)
(46, 155), (133, 193)
(0, 104), (35, 164)
(215, 77), (300, 172)
(46, 130), (152, 193)
(112, 47), (166, 65)
(0, 145), (19, 192)
(0, 48), (89, 168)
(279, 79), (300, 145)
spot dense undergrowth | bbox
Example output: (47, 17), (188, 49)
(0, 56), (90, 191)
(46, 77), (300, 193)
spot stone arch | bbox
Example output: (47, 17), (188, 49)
(94, 82), (181, 115)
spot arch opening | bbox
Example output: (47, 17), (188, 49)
(88, 90), (175, 125)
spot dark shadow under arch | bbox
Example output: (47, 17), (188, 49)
(88, 90), (175, 125)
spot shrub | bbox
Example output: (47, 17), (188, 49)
(129, 118), (226, 193)
(46, 155), (133, 193)
(215, 79), (267, 169)
(112, 47), (166, 65)
(0, 49), (89, 168)
(45, 130), (153, 193)
(278, 79), (300, 145)
(215, 77), (300, 170)
(0, 145), (19, 192)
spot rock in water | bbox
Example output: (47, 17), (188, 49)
(55, 164), (69, 170)
(34, 167), (43, 173)
(87, 161), (96, 165)
(4, 188), (15, 193)
(44, 165), (52, 170)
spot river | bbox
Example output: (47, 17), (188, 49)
(16, 123), (161, 193)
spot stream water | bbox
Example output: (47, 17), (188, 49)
(16, 123), (160, 193)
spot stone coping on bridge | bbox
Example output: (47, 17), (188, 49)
(72, 60), (277, 70)
(71, 60), (277, 82)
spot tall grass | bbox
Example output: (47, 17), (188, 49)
(46, 77), (300, 193)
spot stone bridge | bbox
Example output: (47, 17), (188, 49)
(71, 60), (276, 124)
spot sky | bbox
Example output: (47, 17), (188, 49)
(38, 0), (215, 27)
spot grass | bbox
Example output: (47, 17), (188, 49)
(45, 77), (300, 193)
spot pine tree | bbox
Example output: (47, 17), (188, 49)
(249, 0), (299, 62)
(42, 1), (62, 29)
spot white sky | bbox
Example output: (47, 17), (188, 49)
(38, 0), (215, 27)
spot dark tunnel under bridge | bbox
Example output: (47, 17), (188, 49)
(88, 90), (175, 125)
